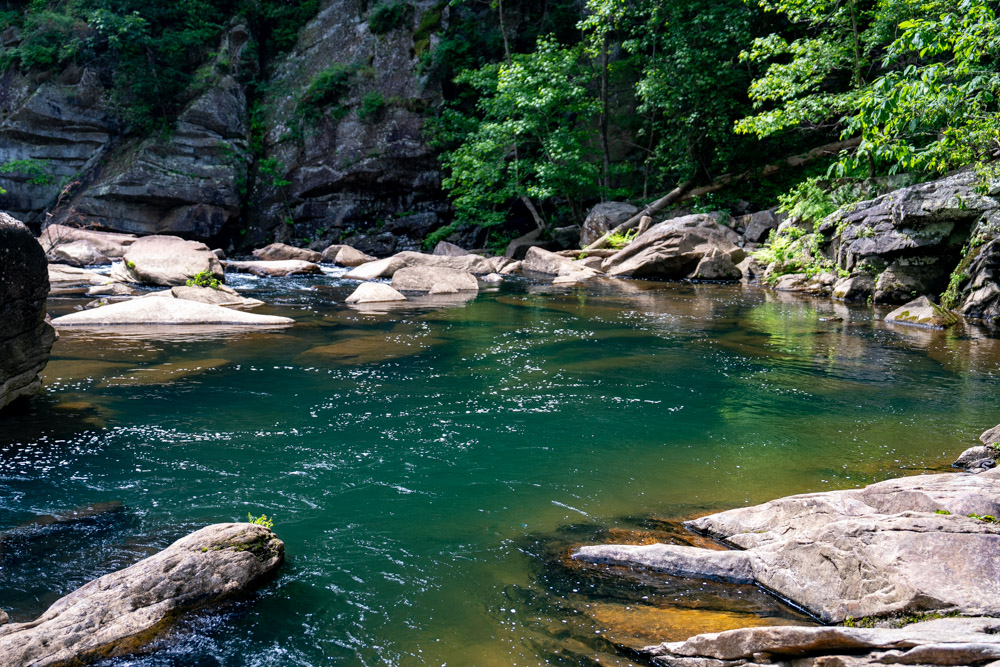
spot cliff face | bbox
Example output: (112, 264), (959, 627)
(0, 1), (447, 250)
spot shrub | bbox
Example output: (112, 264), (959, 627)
(186, 270), (221, 288)
(358, 91), (385, 121)
(248, 513), (274, 529)
(297, 64), (354, 122)
(368, 2), (413, 35)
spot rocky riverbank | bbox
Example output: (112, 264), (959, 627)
(571, 424), (1000, 666)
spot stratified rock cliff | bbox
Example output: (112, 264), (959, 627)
(0, 211), (55, 411)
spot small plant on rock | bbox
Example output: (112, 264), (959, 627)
(248, 513), (275, 529)
(186, 271), (221, 289)
(606, 228), (638, 249)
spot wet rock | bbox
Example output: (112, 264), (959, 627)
(691, 249), (741, 281)
(735, 256), (764, 281)
(480, 273), (503, 284)
(321, 244), (376, 267)
(346, 282), (407, 304)
(343, 257), (401, 281)
(394, 250), (499, 275)
(433, 241), (469, 256)
(602, 215), (746, 279)
(953, 445), (998, 472)
(391, 266), (479, 293)
(772, 271), (837, 295)
(552, 270), (601, 285)
(39, 224), (137, 259)
(499, 260), (522, 275)
(0, 213), (56, 411)
(85, 282), (139, 298)
(119, 235), (225, 286)
(833, 274), (875, 301)
(252, 242), (322, 263)
(575, 468), (1000, 623)
(225, 259), (323, 277)
(642, 616), (1000, 666)
(51, 296), (293, 326)
(581, 202), (639, 247)
(47, 264), (114, 294)
(885, 296), (958, 328)
(575, 256), (605, 271)
(574, 544), (753, 583)
(45, 239), (110, 267)
(0, 523), (283, 666)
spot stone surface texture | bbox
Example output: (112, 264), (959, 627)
(119, 236), (225, 286)
(602, 215), (745, 279)
(0, 523), (283, 666)
(252, 243), (322, 263)
(52, 296), (292, 326)
(0, 212), (56, 410)
(574, 468), (1000, 624)
(345, 282), (407, 303)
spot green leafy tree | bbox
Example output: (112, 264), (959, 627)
(437, 36), (600, 235)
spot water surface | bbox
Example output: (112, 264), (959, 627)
(3, 272), (999, 665)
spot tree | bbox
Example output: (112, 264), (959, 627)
(436, 37), (601, 236)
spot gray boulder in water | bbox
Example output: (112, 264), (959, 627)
(0, 212), (57, 411)
(0, 523), (283, 666)
(574, 467), (1000, 623)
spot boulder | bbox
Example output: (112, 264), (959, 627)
(499, 261), (522, 275)
(119, 235), (224, 286)
(574, 468), (1000, 623)
(51, 296), (293, 326)
(47, 265), (114, 293)
(252, 242), (322, 263)
(833, 274), (875, 301)
(343, 257), (402, 281)
(342, 251), (502, 280)
(345, 282), (407, 304)
(581, 202), (638, 246)
(391, 266), (479, 293)
(738, 209), (780, 244)
(0, 523), (283, 666)
(690, 249), (741, 281)
(523, 247), (599, 278)
(39, 224), (137, 259)
(0, 213), (57, 411)
(873, 256), (953, 304)
(506, 228), (561, 260)
(601, 215), (746, 279)
(45, 239), (110, 267)
(432, 241), (469, 256)
(146, 285), (264, 310)
(322, 244), (376, 267)
(735, 256), (764, 282)
(225, 260), (323, 277)
(885, 296), (959, 328)
(772, 271), (837, 295)
(642, 616), (1000, 666)
(85, 282), (139, 298)
(953, 445), (998, 472)
(981, 423), (1000, 446)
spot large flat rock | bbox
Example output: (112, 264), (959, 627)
(0, 523), (283, 666)
(574, 468), (1000, 623)
(643, 616), (1000, 666)
(51, 296), (293, 326)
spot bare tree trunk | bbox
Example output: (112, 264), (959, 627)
(599, 33), (611, 197)
(583, 180), (692, 250)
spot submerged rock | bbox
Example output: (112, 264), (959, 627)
(0, 523), (283, 666)
(574, 468), (1000, 623)
(345, 282), (407, 304)
(252, 242), (322, 263)
(0, 213), (57, 411)
(118, 235), (225, 286)
(885, 296), (958, 328)
(51, 296), (293, 326)
(642, 616), (1000, 666)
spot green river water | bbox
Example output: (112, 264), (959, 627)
(3, 270), (999, 665)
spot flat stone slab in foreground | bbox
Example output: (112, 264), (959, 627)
(574, 467), (1000, 623)
(643, 616), (1000, 666)
(0, 523), (283, 666)
(52, 296), (293, 326)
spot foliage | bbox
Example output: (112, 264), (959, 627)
(368, 2), (413, 35)
(186, 270), (221, 288)
(0, 159), (53, 185)
(777, 177), (837, 225)
(605, 228), (637, 249)
(297, 64), (355, 123)
(247, 512), (275, 529)
(436, 36), (601, 231)
(258, 157), (290, 189)
(358, 92), (386, 121)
